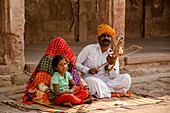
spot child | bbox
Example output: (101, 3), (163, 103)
(50, 55), (95, 107)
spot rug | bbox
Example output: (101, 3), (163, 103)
(2, 94), (163, 113)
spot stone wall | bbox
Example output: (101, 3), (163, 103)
(125, 0), (144, 38)
(25, 0), (75, 43)
(86, 0), (98, 41)
(79, 0), (98, 42)
(145, 0), (170, 38)
(0, 0), (5, 65)
(126, 0), (170, 38)
(25, 0), (170, 43)
(25, 0), (98, 44)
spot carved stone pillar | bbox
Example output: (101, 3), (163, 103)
(97, 0), (125, 38)
(0, 0), (25, 74)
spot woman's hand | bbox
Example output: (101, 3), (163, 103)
(47, 91), (55, 102)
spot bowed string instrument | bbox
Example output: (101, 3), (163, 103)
(96, 36), (143, 74)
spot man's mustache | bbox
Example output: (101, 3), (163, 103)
(102, 39), (111, 43)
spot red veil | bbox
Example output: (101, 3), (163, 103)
(44, 38), (76, 65)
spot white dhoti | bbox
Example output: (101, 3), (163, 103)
(84, 74), (131, 98)
(85, 77), (111, 98)
(106, 74), (131, 94)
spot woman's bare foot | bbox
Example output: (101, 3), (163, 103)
(63, 102), (73, 107)
(84, 98), (97, 103)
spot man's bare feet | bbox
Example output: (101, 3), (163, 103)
(84, 98), (97, 103)
(62, 102), (73, 107)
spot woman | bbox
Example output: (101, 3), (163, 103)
(23, 38), (87, 104)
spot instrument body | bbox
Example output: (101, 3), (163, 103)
(107, 36), (124, 72)
(96, 36), (142, 73)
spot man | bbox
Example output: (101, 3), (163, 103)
(76, 24), (131, 98)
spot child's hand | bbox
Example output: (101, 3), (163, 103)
(68, 89), (74, 94)
(47, 91), (55, 102)
(84, 85), (89, 91)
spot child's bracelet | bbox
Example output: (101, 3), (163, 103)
(44, 88), (50, 92)
(46, 89), (51, 93)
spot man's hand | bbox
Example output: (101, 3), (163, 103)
(106, 55), (116, 65)
(88, 68), (98, 75)
(47, 91), (55, 102)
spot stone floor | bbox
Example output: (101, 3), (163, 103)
(0, 72), (170, 113)
(0, 37), (170, 113)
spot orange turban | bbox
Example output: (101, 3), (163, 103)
(97, 24), (115, 38)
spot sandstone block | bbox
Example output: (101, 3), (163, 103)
(0, 74), (11, 81)
(0, 65), (10, 75)
(0, 81), (12, 87)
(0, 75), (12, 87)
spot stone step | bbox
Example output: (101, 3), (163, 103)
(125, 54), (170, 64)
(0, 65), (12, 87)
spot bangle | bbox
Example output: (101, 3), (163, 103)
(46, 89), (51, 93)
(44, 88), (50, 92)
(66, 90), (69, 94)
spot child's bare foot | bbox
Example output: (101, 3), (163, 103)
(84, 98), (97, 103)
(63, 102), (73, 107)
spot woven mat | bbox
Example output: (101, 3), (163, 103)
(2, 94), (163, 112)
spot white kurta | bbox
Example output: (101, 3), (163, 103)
(76, 43), (131, 98)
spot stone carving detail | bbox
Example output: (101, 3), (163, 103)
(50, 0), (63, 19)
(49, 0), (74, 23)
(3, 34), (25, 74)
(151, 0), (164, 17)
(9, 35), (24, 58)
(129, 0), (138, 5)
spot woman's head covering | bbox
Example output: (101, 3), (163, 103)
(97, 23), (115, 38)
(44, 38), (76, 67)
